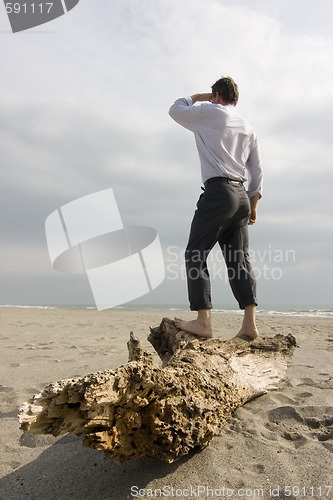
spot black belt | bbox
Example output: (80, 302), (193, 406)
(204, 176), (243, 188)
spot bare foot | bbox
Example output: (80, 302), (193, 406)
(174, 317), (213, 338)
(234, 304), (259, 340)
(235, 327), (259, 341)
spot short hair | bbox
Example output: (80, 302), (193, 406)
(211, 76), (239, 105)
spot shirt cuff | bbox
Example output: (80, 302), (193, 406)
(247, 190), (262, 198)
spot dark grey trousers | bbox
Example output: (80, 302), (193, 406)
(185, 178), (258, 310)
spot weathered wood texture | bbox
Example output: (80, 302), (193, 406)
(18, 318), (296, 463)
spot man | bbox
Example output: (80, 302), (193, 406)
(169, 76), (262, 340)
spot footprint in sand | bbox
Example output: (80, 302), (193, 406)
(19, 433), (57, 448)
(0, 385), (20, 415)
(325, 338), (333, 351)
(295, 391), (313, 403)
(0, 385), (16, 404)
(253, 463), (266, 474)
(297, 377), (333, 390)
(269, 392), (299, 406)
(267, 405), (333, 450)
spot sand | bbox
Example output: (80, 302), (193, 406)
(0, 307), (332, 500)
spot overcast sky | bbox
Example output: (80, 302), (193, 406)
(1, 0), (332, 309)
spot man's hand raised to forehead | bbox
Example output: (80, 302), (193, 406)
(191, 93), (212, 103)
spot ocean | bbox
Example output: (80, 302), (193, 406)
(1, 304), (332, 318)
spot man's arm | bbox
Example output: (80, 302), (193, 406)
(191, 93), (212, 103)
(246, 135), (263, 225)
(169, 93), (211, 130)
(248, 193), (261, 225)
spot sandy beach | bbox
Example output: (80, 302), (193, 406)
(0, 307), (332, 499)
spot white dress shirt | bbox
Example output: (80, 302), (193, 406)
(169, 97), (263, 197)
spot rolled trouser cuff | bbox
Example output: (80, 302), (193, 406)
(190, 302), (213, 311)
(239, 297), (258, 310)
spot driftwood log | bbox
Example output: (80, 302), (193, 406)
(18, 318), (296, 463)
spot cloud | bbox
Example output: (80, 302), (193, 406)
(1, 0), (332, 306)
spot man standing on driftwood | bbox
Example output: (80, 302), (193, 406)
(169, 76), (263, 340)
